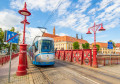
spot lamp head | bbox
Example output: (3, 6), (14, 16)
(86, 30), (92, 34)
(18, 2), (31, 16)
(99, 26), (105, 31)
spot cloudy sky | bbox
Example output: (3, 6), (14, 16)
(0, 0), (120, 44)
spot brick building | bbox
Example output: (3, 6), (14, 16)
(43, 27), (88, 50)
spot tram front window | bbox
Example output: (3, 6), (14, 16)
(41, 40), (54, 53)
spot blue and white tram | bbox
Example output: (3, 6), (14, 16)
(29, 37), (55, 66)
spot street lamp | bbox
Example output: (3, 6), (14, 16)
(86, 22), (105, 68)
(16, 2), (31, 76)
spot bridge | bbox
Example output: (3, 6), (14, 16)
(0, 51), (120, 84)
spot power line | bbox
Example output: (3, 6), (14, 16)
(35, 0), (63, 38)
(43, 0), (63, 27)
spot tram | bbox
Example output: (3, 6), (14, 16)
(28, 36), (55, 66)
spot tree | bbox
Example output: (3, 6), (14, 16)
(108, 40), (115, 47)
(0, 28), (4, 50)
(9, 27), (20, 52)
(73, 42), (79, 49)
(93, 44), (100, 52)
(0, 27), (20, 54)
(82, 43), (90, 49)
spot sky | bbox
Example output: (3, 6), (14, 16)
(0, 0), (120, 45)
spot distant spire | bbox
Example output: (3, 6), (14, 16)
(81, 34), (83, 39)
(53, 26), (55, 35)
(76, 34), (78, 39)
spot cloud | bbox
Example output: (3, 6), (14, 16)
(0, 9), (44, 45)
(53, 0), (91, 33)
(10, 0), (71, 14)
(24, 27), (44, 44)
(0, 9), (22, 31)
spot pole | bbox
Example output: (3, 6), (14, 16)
(110, 49), (111, 66)
(8, 43), (12, 83)
(23, 16), (26, 44)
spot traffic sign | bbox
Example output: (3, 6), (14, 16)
(4, 31), (19, 43)
(107, 42), (113, 49)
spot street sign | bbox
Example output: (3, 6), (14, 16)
(4, 31), (19, 43)
(107, 42), (113, 49)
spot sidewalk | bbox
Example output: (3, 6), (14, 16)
(0, 56), (30, 84)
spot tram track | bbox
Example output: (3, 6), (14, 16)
(34, 64), (98, 84)
(32, 60), (120, 84)
(55, 60), (120, 84)
(56, 60), (120, 79)
(34, 65), (53, 84)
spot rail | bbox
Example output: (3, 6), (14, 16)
(0, 53), (19, 65)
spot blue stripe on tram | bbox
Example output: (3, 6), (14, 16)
(33, 61), (55, 65)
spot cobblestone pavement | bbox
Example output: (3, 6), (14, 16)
(0, 56), (30, 84)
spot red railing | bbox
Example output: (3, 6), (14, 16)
(55, 49), (92, 66)
(97, 56), (120, 66)
(0, 53), (19, 65)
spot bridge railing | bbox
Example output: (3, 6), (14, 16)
(55, 50), (120, 67)
(0, 53), (19, 65)
(55, 49), (92, 66)
(97, 56), (120, 66)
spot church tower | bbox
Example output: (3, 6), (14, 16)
(53, 26), (55, 35)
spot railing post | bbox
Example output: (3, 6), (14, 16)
(71, 50), (73, 62)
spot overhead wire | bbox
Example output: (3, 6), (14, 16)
(35, 0), (63, 38)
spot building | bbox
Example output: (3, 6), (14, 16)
(91, 42), (116, 54)
(115, 43), (120, 54)
(43, 27), (88, 50)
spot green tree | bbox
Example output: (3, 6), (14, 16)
(73, 42), (79, 49)
(93, 44), (100, 52)
(82, 43), (90, 49)
(108, 40), (115, 47)
(0, 28), (4, 50)
(9, 27), (20, 52)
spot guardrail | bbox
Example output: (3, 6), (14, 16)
(55, 49), (92, 66)
(0, 53), (19, 65)
(97, 56), (120, 66)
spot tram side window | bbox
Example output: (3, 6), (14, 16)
(35, 41), (38, 52)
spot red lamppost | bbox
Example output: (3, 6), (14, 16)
(16, 2), (31, 76)
(86, 22), (105, 68)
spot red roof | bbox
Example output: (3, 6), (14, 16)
(116, 43), (120, 47)
(43, 33), (88, 44)
(54, 36), (88, 44)
(91, 42), (108, 48)
(43, 33), (59, 38)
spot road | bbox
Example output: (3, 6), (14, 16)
(30, 59), (120, 84)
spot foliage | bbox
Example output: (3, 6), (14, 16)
(73, 42), (79, 49)
(0, 28), (4, 50)
(93, 44), (100, 52)
(0, 27), (20, 53)
(108, 40), (115, 47)
(82, 43), (90, 49)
